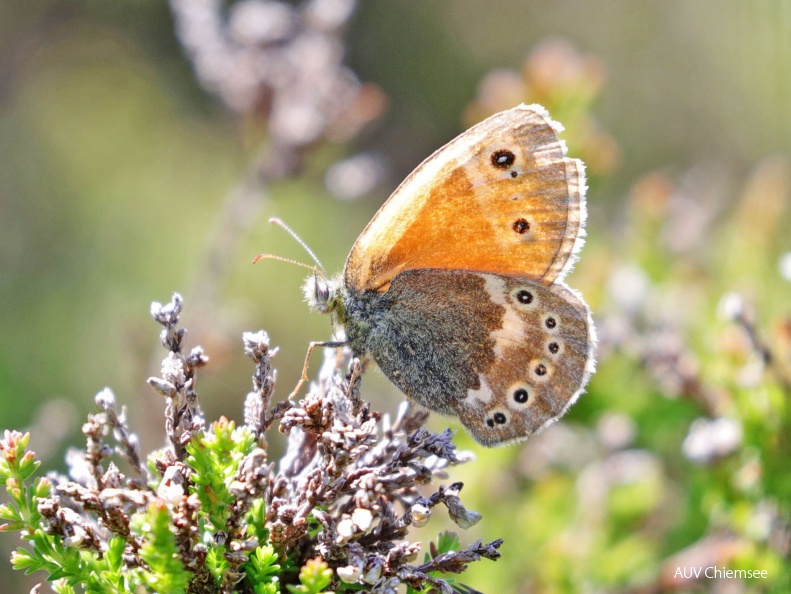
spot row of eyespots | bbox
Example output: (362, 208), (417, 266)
(486, 368), (560, 427)
(485, 383), (532, 427)
(485, 286), (567, 429)
(486, 410), (509, 428)
(491, 149), (534, 235)
(487, 340), (565, 428)
(511, 290), (562, 328)
(485, 378), (539, 427)
(486, 380), (535, 427)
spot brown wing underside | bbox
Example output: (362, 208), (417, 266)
(454, 276), (595, 447)
(344, 104), (587, 293)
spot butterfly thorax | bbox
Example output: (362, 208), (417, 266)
(304, 272), (393, 360)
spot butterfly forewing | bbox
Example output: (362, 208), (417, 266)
(344, 104), (586, 293)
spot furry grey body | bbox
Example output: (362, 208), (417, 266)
(341, 269), (501, 415)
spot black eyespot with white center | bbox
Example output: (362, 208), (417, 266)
(512, 218), (530, 234)
(508, 384), (534, 410)
(531, 360), (552, 382)
(487, 410), (509, 427)
(548, 342), (560, 354)
(543, 313), (560, 333)
(491, 149), (516, 169)
(513, 388), (529, 403)
(516, 290), (533, 304)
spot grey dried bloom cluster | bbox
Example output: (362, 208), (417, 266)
(170, 0), (385, 158)
(171, 0), (388, 325)
(148, 295), (210, 459)
(31, 293), (501, 593)
(242, 325), (501, 592)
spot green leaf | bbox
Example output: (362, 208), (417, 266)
(435, 531), (461, 556)
(104, 535), (126, 574)
(286, 557), (333, 594)
(0, 503), (20, 522)
(206, 545), (230, 584)
(245, 544), (282, 593)
(51, 580), (77, 594)
(248, 545), (280, 577)
(185, 419), (257, 535)
(10, 548), (37, 571)
(17, 451), (41, 482)
(132, 502), (192, 594)
(246, 498), (269, 543)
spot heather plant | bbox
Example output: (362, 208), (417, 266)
(0, 294), (501, 593)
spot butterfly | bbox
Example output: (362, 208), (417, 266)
(272, 104), (595, 447)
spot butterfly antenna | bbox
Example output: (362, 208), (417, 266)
(268, 217), (327, 278)
(251, 253), (323, 277)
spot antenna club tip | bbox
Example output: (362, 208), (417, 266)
(265, 218), (328, 276)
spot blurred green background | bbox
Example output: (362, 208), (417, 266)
(2, 0), (790, 592)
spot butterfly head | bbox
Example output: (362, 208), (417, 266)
(303, 273), (346, 319)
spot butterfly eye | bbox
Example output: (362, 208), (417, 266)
(491, 149), (516, 169)
(315, 281), (330, 303)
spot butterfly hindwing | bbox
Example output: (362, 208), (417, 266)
(453, 275), (595, 446)
(347, 269), (594, 447)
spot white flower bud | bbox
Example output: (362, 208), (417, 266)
(337, 564), (360, 583)
(351, 508), (373, 532)
(410, 503), (431, 527)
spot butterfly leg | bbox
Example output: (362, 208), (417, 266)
(289, 340), (347, 400)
